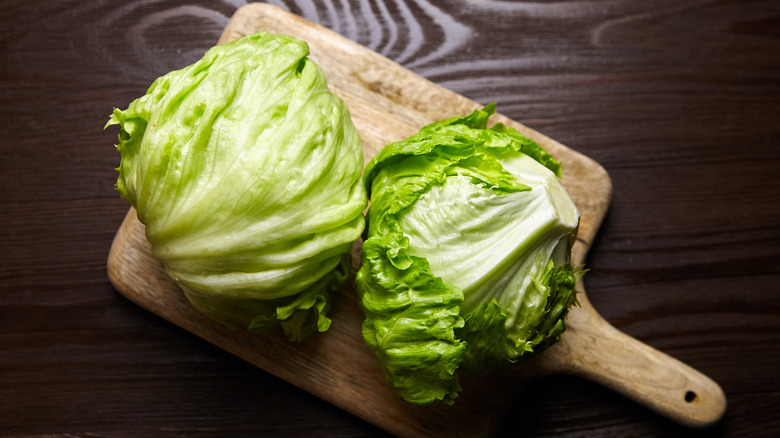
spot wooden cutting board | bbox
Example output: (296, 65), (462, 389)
(107, 4), (726, 437)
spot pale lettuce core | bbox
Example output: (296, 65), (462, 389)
(106, 33), (367, 342)
(356, 104), (580, 404)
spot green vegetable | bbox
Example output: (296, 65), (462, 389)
(356, 104), (580, 404)
(106, 33), (366, 341)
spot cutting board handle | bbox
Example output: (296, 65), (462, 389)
(536, 290), (727, 428)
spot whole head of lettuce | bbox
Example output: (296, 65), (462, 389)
(356, 104), (581, 404)
(106, 33), (367, 342)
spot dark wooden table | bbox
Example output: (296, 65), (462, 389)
(2, 1), (778, 437)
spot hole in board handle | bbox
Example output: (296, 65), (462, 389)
(685, 390), (697, 403)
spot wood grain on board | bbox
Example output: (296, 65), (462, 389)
(107, 4), (724, 437)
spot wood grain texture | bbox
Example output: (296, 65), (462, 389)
(2, 0), (779, 437)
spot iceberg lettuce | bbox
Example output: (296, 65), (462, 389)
(107, 33), (366, 341)
(356, 104), (580, 404)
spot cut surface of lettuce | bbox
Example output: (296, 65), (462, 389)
(106, 32), (366, 341)
(356, 104), (580, 404)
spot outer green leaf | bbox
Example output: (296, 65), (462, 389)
(358, 241), (465, 405)
(455, 300), (509, 373)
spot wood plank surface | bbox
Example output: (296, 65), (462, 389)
(2, 1), (779, 437)
(105, 5), (723, 437)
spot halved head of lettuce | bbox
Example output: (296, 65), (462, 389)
(106, 33), (366, 341)
(356, 104), (580, 404)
